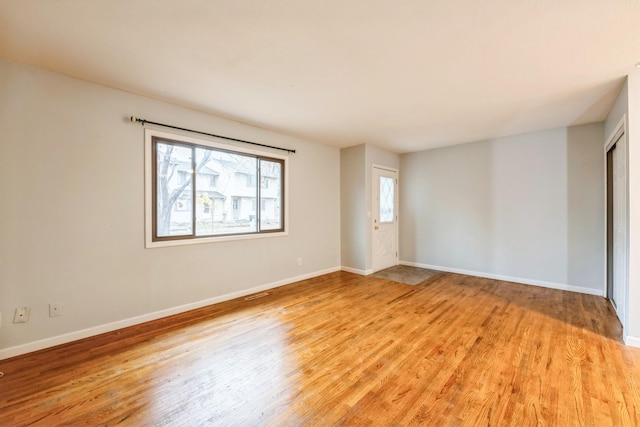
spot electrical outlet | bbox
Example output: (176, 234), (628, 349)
(297, 257), (303, 266)
(49, 303), (61, 317)
(13, 307), (30, 323)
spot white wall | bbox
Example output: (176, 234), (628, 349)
(0, 59), (341, 357)
(400, 123), (605, 294)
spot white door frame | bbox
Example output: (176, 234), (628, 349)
(604, 115), (629, 331)
(371, 165), (399, 273)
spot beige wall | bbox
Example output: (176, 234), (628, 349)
(400, 123), (605, 294)
(0, 59), (341, 356)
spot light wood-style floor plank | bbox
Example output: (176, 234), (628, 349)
(1, 271), (640, 426)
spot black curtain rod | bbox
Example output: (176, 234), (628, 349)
(130, 116), (296, 154)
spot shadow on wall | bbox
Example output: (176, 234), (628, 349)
(566, 124), (605, 292)
(399, 142), (494, 270)
(401, 124), (605, 293)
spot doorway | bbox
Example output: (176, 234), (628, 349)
(605, 118), (628, 328)
(372, 166), (398, 272)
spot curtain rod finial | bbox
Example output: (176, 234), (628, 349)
(130, 116), (144, 124)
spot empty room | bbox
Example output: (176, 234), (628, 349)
(1, 0), (640, 425)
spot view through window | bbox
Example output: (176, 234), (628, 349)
(151, 134), (285, 243)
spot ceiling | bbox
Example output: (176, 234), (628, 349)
(1, 0), (639, 153)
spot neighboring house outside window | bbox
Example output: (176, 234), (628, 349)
(145, 129), (287, 247)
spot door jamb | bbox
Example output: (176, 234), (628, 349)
(603, 114), (628, 332)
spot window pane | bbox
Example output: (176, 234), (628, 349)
(156, 142), (193, 236)
(260, 160), (282, 231)
(150, 131), (286, 245)
(195, 148), (257, 236)
(379, 176), (394, 223)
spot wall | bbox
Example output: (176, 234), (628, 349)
(364, 145), (400, 271)
(626, 72), (640, 344)
(604, 79), (630, 337)
(340, 144), (399, 274)
(605, 80), (628, 139)
(400, 123), (605, 295)
(603, 74), (640, 347)
(340, 145), (366, 272)
(0, 59), (341, 358)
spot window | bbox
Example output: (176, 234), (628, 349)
(146, 129), (287, 247)
(379, 176), (395, 223)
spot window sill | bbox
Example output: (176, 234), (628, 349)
(145, 230), (288, 248)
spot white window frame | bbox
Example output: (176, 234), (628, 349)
(144, 129), (289, 248)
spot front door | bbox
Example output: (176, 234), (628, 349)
(372, 166), (398, 272)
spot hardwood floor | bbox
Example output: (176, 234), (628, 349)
(1, 271), (640, 426)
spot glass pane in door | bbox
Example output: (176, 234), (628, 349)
(379, 176), (394, 223)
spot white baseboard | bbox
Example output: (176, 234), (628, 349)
(0, 266), (341, 361)
(399, 261), (604, 297)
(624, 335), (640, 348)
(341, 266), (373, 276)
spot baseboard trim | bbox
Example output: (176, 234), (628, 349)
(0, 266), (341, 361)
(399, 261), (604, 297)
(341, 266), (374, 276)
(624, 335), (640, 348)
